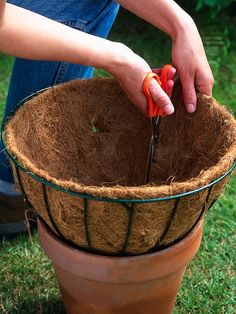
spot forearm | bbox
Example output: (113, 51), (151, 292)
(0, 3), (119, 70)
(116, 0), (195, 39)
(0, 2), (177, 116)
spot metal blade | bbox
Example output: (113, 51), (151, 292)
(144, 136), (154, 184)
(144, 117), (161, 184)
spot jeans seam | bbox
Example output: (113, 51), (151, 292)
(53, 62), (69, 85)
(60, 19), (87, 29)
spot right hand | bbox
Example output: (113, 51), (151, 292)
(106, 43), (176, 116)
(171, 19), (214, 113)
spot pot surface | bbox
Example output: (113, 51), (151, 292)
(38, 218), (203, 314)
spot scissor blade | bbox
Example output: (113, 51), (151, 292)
(144, 136), (154, 184)
(151, 116), (161, 162)
(144, 117), (161, 184)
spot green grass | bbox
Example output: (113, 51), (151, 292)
(0, 55), (13, 119)
(0, 8), (236, 314)
(0, 233), (64, 314)
(174, 187), (236, 314)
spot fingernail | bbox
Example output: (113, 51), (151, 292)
(187, 104), (196, 113)
(165, 104), (174, 115)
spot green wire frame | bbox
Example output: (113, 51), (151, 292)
(1, 87), (236, 204)
(13, 164), (218, 256)
(1, 87), (236, 256)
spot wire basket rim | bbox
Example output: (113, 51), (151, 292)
(1, 86), (235, 204)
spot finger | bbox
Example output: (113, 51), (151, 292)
(195, 69), (214, 96)
(179, 73), (197, 113)
(152, 66), (176, 80)
(165, 79), (174, 97)
(167, 67), (176, 80)
(148, 78), (174, 115)
(152, 66), (176, 97)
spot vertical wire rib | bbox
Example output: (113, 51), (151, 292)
(122, 203), (135, 253)
(158, 198), (180, 244)
(83, 198), (91, 248)
(42, 183), (65, 239)
(190, 185), (214, 231)
(206, 182), (220, 211)
(175, 186), (214, 243)
(207, 198), (217, 211)
(15, 166), (34, 209)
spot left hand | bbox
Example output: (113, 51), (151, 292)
(106, 43), (176, 116)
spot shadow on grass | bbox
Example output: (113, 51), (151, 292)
(8, 298), (66, 314)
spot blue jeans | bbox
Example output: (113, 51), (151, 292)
(0, 0), (119, 190)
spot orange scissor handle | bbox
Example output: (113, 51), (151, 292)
(143, 64), (173, 117)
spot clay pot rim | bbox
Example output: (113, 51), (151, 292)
(38, 218), (203, 283)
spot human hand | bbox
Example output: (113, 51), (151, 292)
(106, 43), (176, 116)
(172, 19), (214, 113)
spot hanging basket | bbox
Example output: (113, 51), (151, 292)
(1, 77), (236, 255)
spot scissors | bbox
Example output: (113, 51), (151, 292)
(143, 64), (173, 184)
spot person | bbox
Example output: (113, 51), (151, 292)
(0, 0), (214, 236)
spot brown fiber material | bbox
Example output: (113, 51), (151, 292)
(3, 77), (236, 254)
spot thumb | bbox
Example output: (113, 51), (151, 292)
(148, 78), (174, 115)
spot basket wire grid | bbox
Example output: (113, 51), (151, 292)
(1, 89), (235, 256)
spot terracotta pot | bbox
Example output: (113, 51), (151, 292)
(38, 219), (203, 314)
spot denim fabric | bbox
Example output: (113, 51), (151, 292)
(7, 0), (118, 26)
(0, 0), (119, 187)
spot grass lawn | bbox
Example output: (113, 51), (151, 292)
(0, 7), (236, 314)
